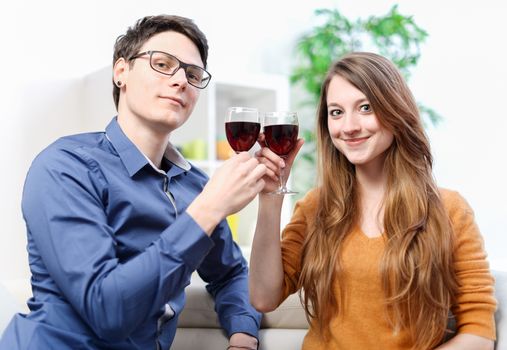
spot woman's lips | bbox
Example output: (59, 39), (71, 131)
(343, 136), (369, 146)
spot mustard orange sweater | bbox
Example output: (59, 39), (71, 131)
(279, 188), (496, 349)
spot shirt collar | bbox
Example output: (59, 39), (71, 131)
(163, 142), (191, 172)
(105, 117), (191, 177)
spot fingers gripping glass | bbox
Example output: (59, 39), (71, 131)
(263, 111), (299, 195)
(129, 50), (212, 89)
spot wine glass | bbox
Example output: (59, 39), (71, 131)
(225, 107), (261, 153)
(263, 111), (299, 195)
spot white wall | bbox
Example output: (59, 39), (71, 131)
(404, 2), (507, 270)
(1, 0), (506, 283)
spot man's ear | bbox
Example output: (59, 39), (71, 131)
(113, 57), (128, 87)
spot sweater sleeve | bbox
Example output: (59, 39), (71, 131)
(443, 190), (497, 340)
(279, 189), (319, 304)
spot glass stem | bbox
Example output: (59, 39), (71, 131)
(279, 158), (286, 190)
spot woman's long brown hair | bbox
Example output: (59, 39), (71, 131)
(298, 52), (458, 349)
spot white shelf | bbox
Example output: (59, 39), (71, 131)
(173, 73), (290, 164)
(173, 73), (292, 246)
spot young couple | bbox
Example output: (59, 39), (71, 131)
(0, 14), (495, 350)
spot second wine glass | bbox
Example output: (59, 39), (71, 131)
(263, 111), (299, 195)
(225, 107), (261, 153)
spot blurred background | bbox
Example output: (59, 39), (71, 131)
(1, 0), (506, 291)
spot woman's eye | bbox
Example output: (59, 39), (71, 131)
(360, 104), (372, 112)
(329, 109), (343, 118)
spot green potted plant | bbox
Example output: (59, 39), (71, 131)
(291, 5), (438, 195)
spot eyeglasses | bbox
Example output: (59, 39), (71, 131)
(129, 50), (212, 89)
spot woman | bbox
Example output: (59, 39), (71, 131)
(249, 52), (496, 349)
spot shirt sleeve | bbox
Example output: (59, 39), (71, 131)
(197, 220), (261, 339)
(444, 190), (497, 340)
(22, 146), (214, 341)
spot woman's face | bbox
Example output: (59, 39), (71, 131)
(326, 74), (394, 168)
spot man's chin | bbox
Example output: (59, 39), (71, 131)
(154, 113), (189, 132)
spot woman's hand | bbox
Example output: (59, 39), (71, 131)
(255, 134), (304, 194)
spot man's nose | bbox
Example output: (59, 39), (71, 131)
(169, 67), (188, 87)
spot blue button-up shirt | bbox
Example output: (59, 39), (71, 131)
(0, 118), (260, 349)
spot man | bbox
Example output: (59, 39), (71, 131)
(0, 15), (265, 349)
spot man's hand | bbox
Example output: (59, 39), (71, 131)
(187, 152), (266, 235)
(227, 332), (258, 350)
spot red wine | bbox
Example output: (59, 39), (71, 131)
(264, 124), (299, 156)
(225, 121), (261, 152)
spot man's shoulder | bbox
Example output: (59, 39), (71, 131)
(31, 131), (107, 173)
(53, 131), (105, 152)
(23, 132), (110, 205)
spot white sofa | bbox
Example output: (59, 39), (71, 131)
(1, 270), (505, 349)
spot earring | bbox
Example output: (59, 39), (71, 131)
(116, 81), (122, 87)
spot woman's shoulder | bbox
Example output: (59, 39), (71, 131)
(438, 188), (473, 213)
(438, 187), (476, 229)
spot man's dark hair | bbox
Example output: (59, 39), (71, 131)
(112, 15), (209, 109)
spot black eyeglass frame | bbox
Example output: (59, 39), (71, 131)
(129, 50), (212, 89)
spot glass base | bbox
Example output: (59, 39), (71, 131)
(269, 187), (298, 196)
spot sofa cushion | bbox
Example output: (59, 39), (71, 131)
(177, 276), (308, 330)
(177, 278), (221, 328)
(261, 293), (308, 329)
(172, 328), (228, 349)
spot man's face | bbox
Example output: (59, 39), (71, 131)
(116, 31), (203, 135)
